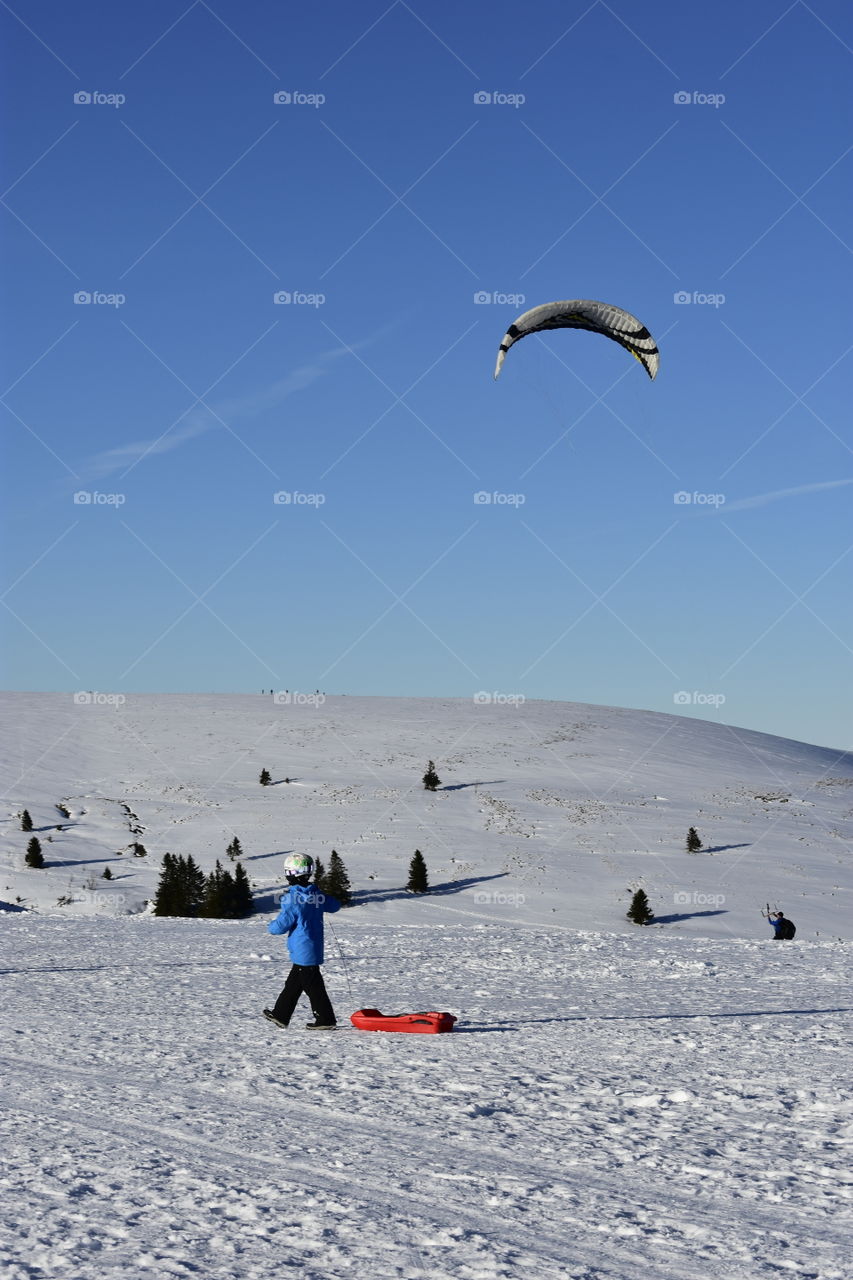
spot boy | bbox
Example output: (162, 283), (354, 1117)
(263, 853), (341, 1029)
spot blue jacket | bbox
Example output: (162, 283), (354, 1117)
(268, 884), (341, 964)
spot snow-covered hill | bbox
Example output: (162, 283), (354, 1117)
(2, 692), (851, 939)
(2, 694), (852, 1279)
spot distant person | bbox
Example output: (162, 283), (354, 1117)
(263, 854), (340, 1029)
(768, 911), (796, 941)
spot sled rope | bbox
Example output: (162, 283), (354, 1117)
(328, 921), (355, 1004)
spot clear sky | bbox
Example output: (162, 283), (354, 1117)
(1, 0), (851, 749)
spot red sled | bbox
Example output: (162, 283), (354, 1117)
(350, 1008), (457, 1034)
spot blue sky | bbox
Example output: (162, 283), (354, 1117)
(1, 0), (851, 748)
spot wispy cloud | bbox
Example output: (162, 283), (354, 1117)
(213, 346), (355, 420)
(84, 415), (212, 480)
(723, 477), (853, 512)
(80, 337), (372, 481)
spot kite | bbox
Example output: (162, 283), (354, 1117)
(494, 299), (660, 380)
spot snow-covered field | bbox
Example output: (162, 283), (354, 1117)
(2, 693), (852, 1278)
(2, 916), (851, 1279)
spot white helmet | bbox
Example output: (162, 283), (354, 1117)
(283, 853), (314, 881)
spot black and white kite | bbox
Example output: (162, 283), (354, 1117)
(494, 299), (660, 381)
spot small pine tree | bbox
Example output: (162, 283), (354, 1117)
(25, 837), (44, 868)
(102, 866), (113, 880)
(226, 836), (243, 861)
(201, 860), (231, 917)
(153, 853), (205, 916)
(259, 768), (272, 786)
(131, 842), (147, 858)
(422, 760), (441, 791)
(179, 854), (206, 915)
(153, 853), (178, 915)
(627, 888), (654, 925)
(324, 850), (352, 906)
(407, 849), (429, 893)
(231, 861), (253, 916)
(686, 827), (702, 852)
(21, 809), (33, 832)
(313, 857), (327, 893)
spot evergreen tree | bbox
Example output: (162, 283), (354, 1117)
(21, 809), (33, 832)
(313, 857), (327, 893)
(407, 849), (429, 893)
(324, 849), (352, 906)
(226, 836), (243, 861)
(198, 860), (253, 918)
(627, 888), (654, 925)
(153, 853), (205, 916)
(422, 760), (441, 791)
(102, 866), (112, 880)
(25, 837), (44, 868)
(131, 842), (147, 858)
(686, 827), (702, 853)
(259, 769), (272, 786)
(231, 861), (254, 916)
(153, 853), (178, 915)
(178, 854), (206, 915)
(201, 860), (232, 917)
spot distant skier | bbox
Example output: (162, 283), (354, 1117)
(263, 853), (340, 1029)
(767, 911), (796, 941)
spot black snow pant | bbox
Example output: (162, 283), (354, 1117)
(272, 964), (336, 1025)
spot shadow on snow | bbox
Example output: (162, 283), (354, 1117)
(252, 872), (509, 913)
(652, 909), (729, 924)
(351, 873), (509, 906)
(456, 1006), (853, 1032)
(440, 780), (506, 791)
